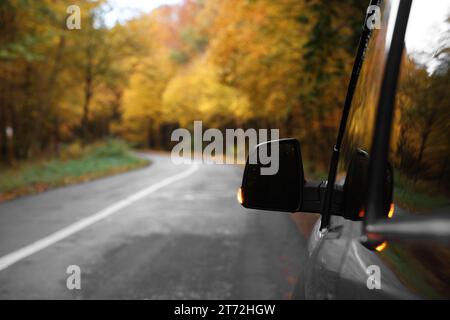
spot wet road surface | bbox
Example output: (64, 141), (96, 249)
(0, 153), (311, 299)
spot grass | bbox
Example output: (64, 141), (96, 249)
(0, 139), (150, 202)
(393, 173), (449, 213)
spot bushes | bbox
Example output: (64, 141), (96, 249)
(60, 142), (84, 161)
(0, 139), (150, 202)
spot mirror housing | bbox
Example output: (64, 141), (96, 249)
(239, 138), (344, 216)
(240, 139), (304, 212)
(343, 149), (394, 221)
(239, 142), (393, 221)
(342, 149), (370, 221)
(238, 139), (343, 215)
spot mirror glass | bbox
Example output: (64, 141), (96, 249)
(241, 139), (304, 212)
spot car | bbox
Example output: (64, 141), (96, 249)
(238, 0), (450, 300)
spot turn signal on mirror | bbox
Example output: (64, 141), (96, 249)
(375, 241), (388, 252)
(388, 203), (395, 219)
(358, 203), (394, 219)
(237, 187), (244, 205)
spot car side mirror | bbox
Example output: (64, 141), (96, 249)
(343, 149), (394, 221)
(239, 139), (305, 212)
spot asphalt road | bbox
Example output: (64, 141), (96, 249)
(0, 153), (309, 300)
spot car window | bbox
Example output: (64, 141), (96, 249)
(377, 2), (450, 299)
(390, 1), (450, 217)
(337, 0), (396, 182)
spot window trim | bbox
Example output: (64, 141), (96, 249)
(320, 0), (381, 230)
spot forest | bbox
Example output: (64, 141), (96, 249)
(0, 0), (368, 171)
(1, 0), (448, 195)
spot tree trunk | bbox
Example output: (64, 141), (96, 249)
(0, 74), (7, 163)
(147, 118), (154, 149)
(81, 44), (94, 142)
(414, 127), (431, 183)
(81, 81), (92, 141)
(414, 111), (437, 183)
(438, 156), (449, 188)
(46, 36), (66, 153)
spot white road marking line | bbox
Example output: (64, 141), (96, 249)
(0, 164), (200, 272)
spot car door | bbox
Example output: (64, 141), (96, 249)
(300, 0), (394, 300)
(336, 0), (450, 299)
